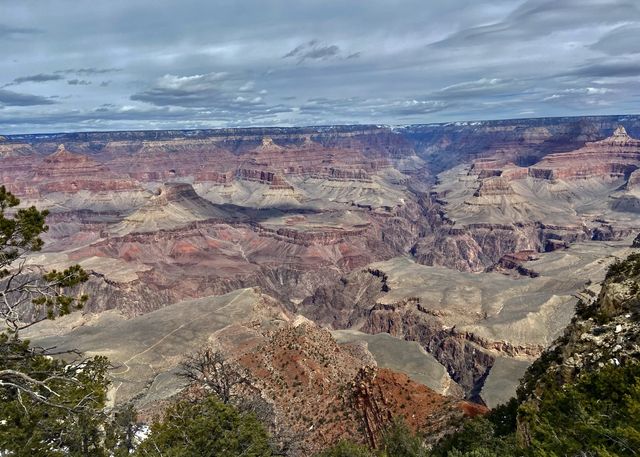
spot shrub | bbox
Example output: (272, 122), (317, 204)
(315, 440), (373, 457)
(135, 395), (273, 456)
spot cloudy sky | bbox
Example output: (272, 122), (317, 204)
(2, 0), (640, 133)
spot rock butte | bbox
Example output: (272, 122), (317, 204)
(8, 116), (640, 413)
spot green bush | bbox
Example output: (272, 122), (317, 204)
(381, 419), (428, 457)
(316, 440), (374, 457)
(605, 253), (640, 283)
(430, 416), (518, 457)
(135, 395), (273, 456)
(0, 334), (110, 456)
(522, 363), (640, 456)
(432, 363), (640, 457)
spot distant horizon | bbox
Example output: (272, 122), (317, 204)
(4, 112), (640, 138)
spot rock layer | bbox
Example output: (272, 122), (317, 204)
(5, 116), (640, 416)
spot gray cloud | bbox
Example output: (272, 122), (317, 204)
(0, 102), (295, 133)
(299, 96), (449, 119)
(0, 89), (56, 106)
(130, 72), (265, 109)
(432, 78), (529, 100)
(565, 60), (640, 78)
(68, 79), (92, 85)
(590, 24), (640, 56)
(9, 73), (64, 85)
(1, 0), (640, 133)
(305, 45), (339, 60)
(0, 24), (41, 39)
(56, 67), (122, 75)
(432, 0), (640, 48)
(284, 40), (342, 63)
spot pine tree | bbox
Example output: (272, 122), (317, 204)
(0, 185), (113, 455)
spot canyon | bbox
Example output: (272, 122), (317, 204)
(8, 115), (640, 432)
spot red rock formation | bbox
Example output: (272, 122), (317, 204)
(501, 166), (529, 181)
(470, 158), (511, 172)
(470, 126), (640, 183)
(12, 144), (139, 195)
(530, 126), (640, 181)
(351, 366), (485, 448)
(213, 322), (479, 452)
(235, 168), (294, 189)
(491, 251), (540, 277)
(5, 120), (639, 322)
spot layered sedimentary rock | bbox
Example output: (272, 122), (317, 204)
(24, 290), (481, 452)
(529, 126), (640, 181)
(420, 126), (640, 272)
(211, 319), (481, 451)
(8, 129), (427, 308)
(6, 144), (139, 197)
(301, 239), (636, 406)
(514, 253), (640, 447)
(6, 116), (640, 416)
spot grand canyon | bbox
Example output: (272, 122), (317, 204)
(0, 115), (633, 433)
(4, 1), (640, 454)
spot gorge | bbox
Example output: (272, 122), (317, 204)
(7, 115), (640, 441)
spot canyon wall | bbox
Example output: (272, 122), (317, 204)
(5, 115), (640, 406)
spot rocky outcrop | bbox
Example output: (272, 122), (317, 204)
(473, 177), (515, 197)
(411, 222), (589, 272)
(252, 223), (370, 246)
(6, 144), (139, 196)
(302, 268), (504, 400)
(490, 251), (540, 277)
(350, 366), (486, 448)
(0, 141), (37, 157)
(529, 126), (640, 182)
(214, 320), (480, 452)
(521, 254), (640, 392)
(64, 208), (405, 310)
(626, 168), (640, 190)
(152, 182), (207, 204)
(37, 144), (137, 191)
(515, 253), (640, 446)
(421, 126), (640, 272)
(301, 241), (630, 405)
(365, 311), (492, 397)
(236, 168), (294, 189)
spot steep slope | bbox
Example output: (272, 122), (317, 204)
(24, 292), (482, 454)
(420, 126), (640, 272)
(4, 117), (640, 423)
(301, 239), (636, 405)
(210, 319), (482, 452)
(111, 182), (240, 234)
(431, 252), (640, 456)
(517, 251), (640, 406)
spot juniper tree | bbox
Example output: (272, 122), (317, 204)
(0, 185), (88, 336)
(0, 185), (114, 455)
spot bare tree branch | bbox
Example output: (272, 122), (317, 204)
(178, 347), (254, 404)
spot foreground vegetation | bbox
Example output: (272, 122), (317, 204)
(0, 186), (133, 455)
(431, 363), (640, 456)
